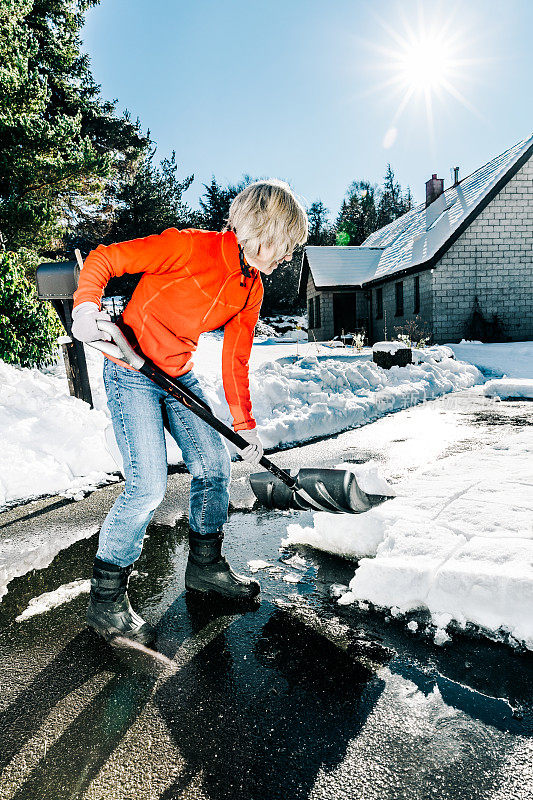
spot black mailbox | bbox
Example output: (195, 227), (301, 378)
(36, 260), (80, 300)
(35, 260), (93, 407)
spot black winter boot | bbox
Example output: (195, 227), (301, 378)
(185, 529), (261, 601)
(86, 558), (156, 645)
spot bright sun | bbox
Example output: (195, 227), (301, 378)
(398, 34), (453, 91)
(363, 4), (483, 148)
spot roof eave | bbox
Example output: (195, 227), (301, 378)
(364, 135), (533, 288)
(297, 251), (309, 299)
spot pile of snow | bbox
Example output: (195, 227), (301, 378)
(232, 347), (480, 450)
(284, 399), (533, 651)
(0, 339), (481, 507)
(0, 358), (117, 508)
(4, 337), (531, 511)
(483, 378), (533, 400)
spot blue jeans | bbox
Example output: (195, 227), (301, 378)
(97, 358), (231, 567)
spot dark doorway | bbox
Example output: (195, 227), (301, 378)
(333, 292), (358, 337)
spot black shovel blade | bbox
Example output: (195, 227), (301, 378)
(249, 468), (393, 514)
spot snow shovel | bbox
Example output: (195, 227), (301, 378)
(88, 320), (393, 514)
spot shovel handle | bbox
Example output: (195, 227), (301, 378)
(88, 321), (297, 489)
(87, 320), (145, 370)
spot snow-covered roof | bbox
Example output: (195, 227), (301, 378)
(299, 246), (383, 292)
(363, 133), (533, 282)
(301, 133), (533, 292)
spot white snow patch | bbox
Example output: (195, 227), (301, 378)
(0, 524), (99, 603)
(483, 378), (533, 400)
(447, 341), (533, 379)
(247, 559), (272, 573)
(281, 553), (309, 570)
(16, 579), (90, 621)
(329, 583), (349, 598)
(434, 628), (451, 646)
(336, 460), (396, 497)
(372, 341), (410, 354)
(282, 573), (302, 584)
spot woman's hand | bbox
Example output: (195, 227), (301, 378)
(71, 301), (112, 342)
(238, 428), (264, 466)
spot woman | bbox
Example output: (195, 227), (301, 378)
(72, 179), (308, 644)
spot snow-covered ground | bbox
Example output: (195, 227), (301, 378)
(451, 341), (533, 379)
(0, 332), (531, 650)
(284, 387), (533, 652)
(0, 333), (488, 508)
(484, 378), (533, 400)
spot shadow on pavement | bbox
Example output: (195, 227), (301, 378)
(154, 594), (386, 800)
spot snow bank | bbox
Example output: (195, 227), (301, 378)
(448, 341), (533, 379)
(0, 340), (481, 507)
(235, 348), (481, 449)
(284, 387), (533, 651)
(0, 359), (117, 508)
(483, 378), (533, 400)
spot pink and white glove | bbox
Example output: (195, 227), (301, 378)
(238, 428), (264, 466)
(71, 301), (112, 343)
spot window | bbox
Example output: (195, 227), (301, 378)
(376, 287), (383, 319)
(395, 281), (404, 316)
(308, 298), (314, 329)
(314, 296), (321, 328)
(414, 275), (420, 314)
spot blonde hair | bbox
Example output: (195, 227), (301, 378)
(226, 179), (308, 261)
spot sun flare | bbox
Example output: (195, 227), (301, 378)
(397, 33), (453, 92)
(362, 3), (485, 148)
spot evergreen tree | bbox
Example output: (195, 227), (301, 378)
(307, 201), (335, 245)
(197, 175), (253, 231)
(376, 164), (409, 228)
(0, 0), (147, 252)
(198, 178), (236, 231)
(0, 249), (62, 367)
(112, 149), (193, 241)
(67, 146), (194, 251)
(72, 147), (195, 299)
(335, 181), (378, 245)
(403, 186), (414, 212)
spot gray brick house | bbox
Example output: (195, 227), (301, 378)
(299, 134), (533, 344)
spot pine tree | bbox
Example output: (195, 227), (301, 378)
(376, 164), (407, 228)
(0, 0), (147, 252)
(198, 178), (235, 231)
(307, 201), (335, 245)
(197, 175), (253, 231)
(75, 147), (195, 300)
(335, 181), (378, 245)
(112, 149), (193, 241)
(403, 186), (414, 212)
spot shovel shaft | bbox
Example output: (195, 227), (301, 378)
(140, 361), (297, 488)
(89, 321), (297, 490)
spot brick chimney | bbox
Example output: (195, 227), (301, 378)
(425, 174), (444, 207)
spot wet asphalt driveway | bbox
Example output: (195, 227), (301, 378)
(0, 389), (531, 800)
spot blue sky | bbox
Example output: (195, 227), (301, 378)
(82, 0), (532, 219)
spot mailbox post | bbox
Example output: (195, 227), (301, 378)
(36, 261), (93, 407)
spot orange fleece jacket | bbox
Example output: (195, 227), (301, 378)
(73, 228), (263, 431)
